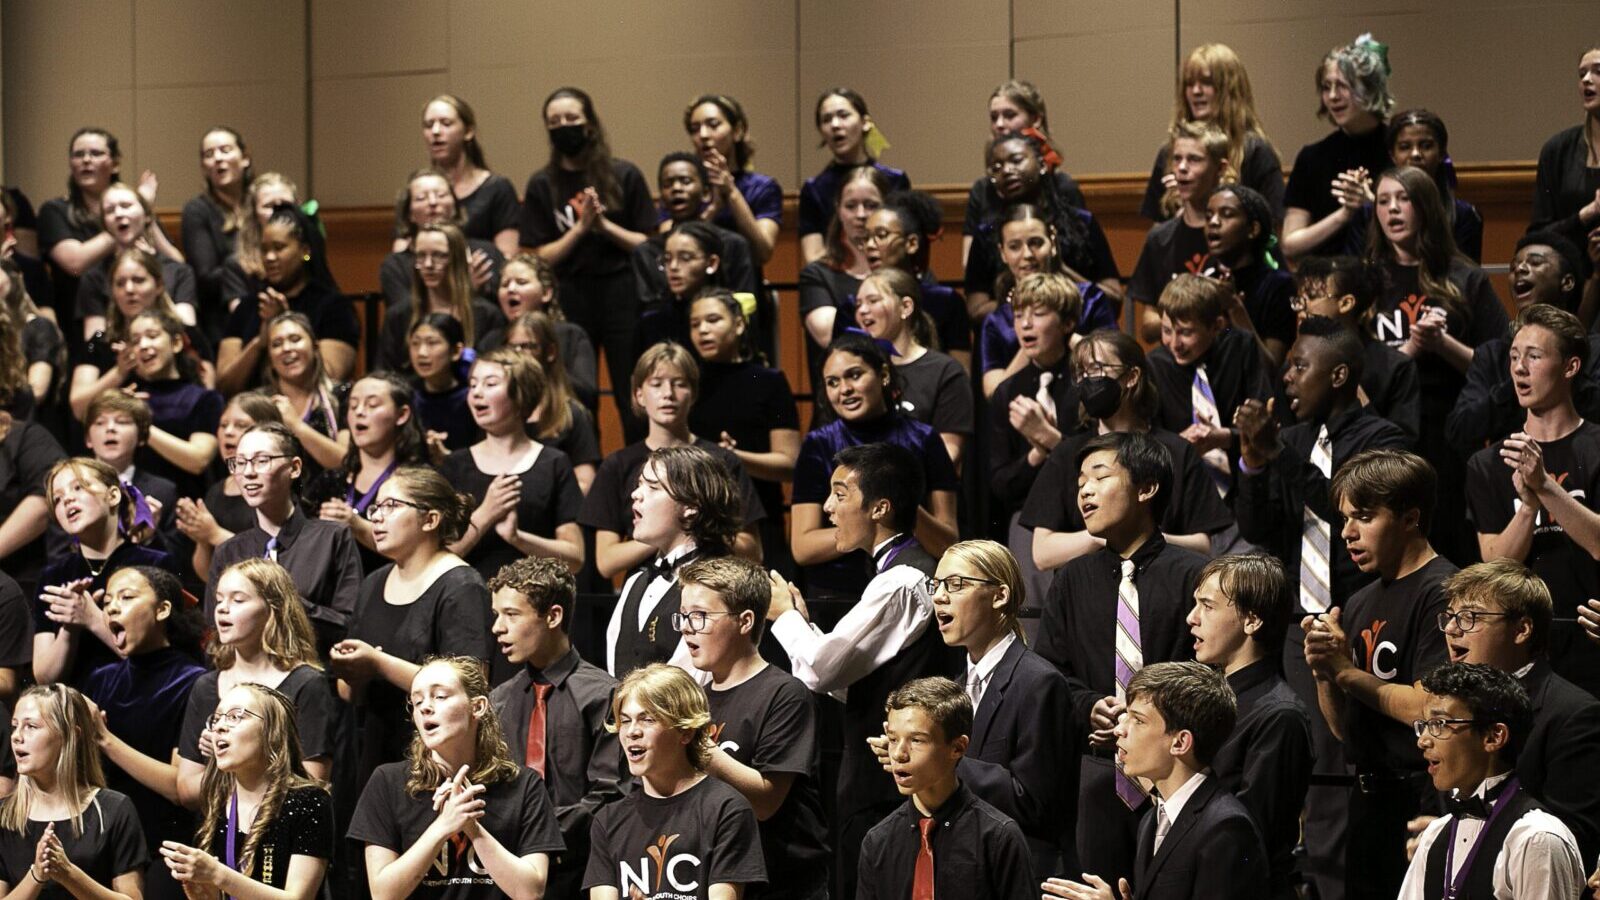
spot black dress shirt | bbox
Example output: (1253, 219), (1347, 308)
(1147, 329), (1271, 492)
(1209, 659), (1313, 896)
(490, 646), (624, 869)
(1036, 534), (1205, 731)
(856, 783), (1035, 900)
(205, 510), (363, 651)
(1360, 338), (1422, 447)
(1234, 404), (1408, 613)
(988, 357), (1081, 515)
(1517, 659), (1600, 865)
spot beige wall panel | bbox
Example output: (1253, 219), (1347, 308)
(1015, 29), (1175, 175)
(799, 42), (1008, 186)
(447, 0), (538, 71)
(535, 1), (795, 63)
(445, 65), (543, 195)
(135, 0), (303, 88)
(135, 83), (309, 213)
(3, 0), (133, 89)
(312, 73), (449, 206)
(1013, 0), (1174, 42)
(311, 0), (448, 79)
(799, 0), (1007, 50)
(4, 89), (135, 210)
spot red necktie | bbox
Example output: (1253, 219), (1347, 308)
(913, 817), (935, 900)
(525, 682), (553, 777)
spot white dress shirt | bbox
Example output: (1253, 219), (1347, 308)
(604, 541), (698, 676)
(1396, 771), (1584, 900)
(1152, 771), (1207, 854)
(771, 542), (934, 702)
(966, 632), (1017, 709)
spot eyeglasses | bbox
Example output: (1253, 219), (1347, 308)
(862, 228), (904, 246)
(506, 341), (543, 355)
(1436, 609), (1513, 634)
(1289, 293), (1333, 313)
(227, 454), (289, 474)
(207, 708), (263, 730)
(1412, 717), (1480, 739)
(365, 498), (429, 522)
(924, 575), (1003, 595)
(672, 610), (733, 634)
(658, 252), (707, 272)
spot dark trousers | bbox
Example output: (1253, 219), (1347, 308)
(1345, 772), (1437, 900)
(1284, 625), (1347, 900)
(1076, 754), (1145, 888)
(560, 270), (644, 443)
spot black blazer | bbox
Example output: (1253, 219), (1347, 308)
(1518, 659), (1600, 864)
(957, 638), (1079, 846)
(1132, 776), (1268, 900)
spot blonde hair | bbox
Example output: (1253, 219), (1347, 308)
(403, 657), (520, 795)
(1010, 272), (1082, 326)
(608, 664), (715, 770)
(1171, 44), (1276, 175)
(194, 684), (322, 880)
(236, 173), (299, 278)
(45, 457), (135, 535)
(208, 558), (323, 673)
(940, 540), (1026, 641)
(1158, 273), (1231, 324)
(0, 685), (106, 835)
(501, 254), (564, 321)
(474, 347), (547, 422)
(409, 222), (478, 345)
(1160, 121), (1238, 218)
(630, 342), (700, 416)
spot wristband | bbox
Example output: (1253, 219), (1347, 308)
(29, 864), (45, 884)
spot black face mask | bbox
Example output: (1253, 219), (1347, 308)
(1077, 375), (1122, 420)
(549, 124), (591, 157)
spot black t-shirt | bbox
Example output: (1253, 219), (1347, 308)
(706, 666), (829, 900)
(1127, 216), (1210, 306)
(964, 171), (1088, 235)
(688, 361), (800, 539)
(438, 445), (584, 585)
(222, 277), (360, 349)
(1189, 255), (1299, 353)
(895, 350), (974, 436)
(37, 198), (100, 323)
(1467, 421), (1600, 693)
(76, 255), (197, 319)
(1372, 258), (1508, 404)
(1019, 426), (1233, 537)
(202, 785), (333, 888)
(178, 665), (337, 764)
(1282, 126), (1391, 258)
(584, 776), (767, 899)
(131, 377), (225, 500)
(579, 439), (765, 537)
(379, 297), (506, 372)
(458, 174), (522, 245)
(0, 790), (149, 900)
(202, 479), (257, 537)
(1339, 555), (1455, 772)
(22, 316), (64, 376)
(0, 420), (66, 592)
(348, 565), (495, 770)
(0, 571), (30, 674)
(350, 763), (565, 900)
(534, 400), (602, 469)
(517, 162), (656, 277)
(1140, 135), (1286, 223)
(963, 206), (1120, 299)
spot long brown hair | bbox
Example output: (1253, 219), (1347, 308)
(1365, 165), (1465, 322)
(106, 246), (186, 342)
(408, 222), (478, 345)
(65, 128), (121, 230)
(1169, 44), (1277, 174)
(824, 166), (892, 269)
(200, 126), (254, 234)
(262, 312), (340, 435)
(235, 173), (299, 278)
(403, 657), (520, 796)
(543, 87), (623, 208)
(194, 684), (322, 880)
(508, 311), (575, 439)
(208, 558), (322, 672)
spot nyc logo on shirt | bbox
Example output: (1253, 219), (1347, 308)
(429, 830), (489, 883)
(1372, 294), (1432, 347)
(707, 721), (741, 755)
(620, 832), (704, 900)
(1355, 618), (1400, 681)
(1512, 471), (1584, 535)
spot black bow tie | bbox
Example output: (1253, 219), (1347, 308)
(650, 551), (697, 580)
(1446, 779), (1512, 820)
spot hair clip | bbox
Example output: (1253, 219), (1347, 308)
(120, 480), (157, 535)
(863, 126), (891, 160)
(1353, 33), (1391, 76)
(1020, 126), (1064, 170)
(840, 325), (900, 358)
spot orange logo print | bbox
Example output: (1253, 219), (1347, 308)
(1184, 252), (1208, 274)
(646, 834), (681, 893)
(1399, 294), (1428, 327)
(1359, 619), (1387, 671)
(706, 722), (726, 745)
(1555, 471), (1571, 486)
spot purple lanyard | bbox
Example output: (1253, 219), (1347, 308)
(1442, 777), (1520, 900)
(225, 791), (240, 898)
(347, 461), (399, 513)
(877, 535), (915, 572)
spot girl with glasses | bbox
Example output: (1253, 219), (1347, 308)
(381, 168), (502, 314)
(0, 684), (147, 900)
(176, 558), (334, 806)
(175, 392), (283, 585)
(350, 656), (563, 900)
(380, 222), (504, 373)
(162, 682), (334, 900)
(332, 467), (491, 779)
(204, 423), (362, 659)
